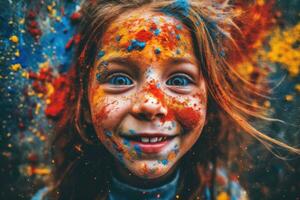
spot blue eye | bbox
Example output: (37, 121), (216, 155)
(166, 75), (192, 86)
(108, 75), (133, 85)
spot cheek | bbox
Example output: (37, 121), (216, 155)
(165, 92), (207, 131)
(90, 90), (132, 133)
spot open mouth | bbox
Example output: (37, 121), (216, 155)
(121, 134), (176, 144)
(120, 134), (178, 154)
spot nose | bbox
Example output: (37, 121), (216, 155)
(131, 93), (168, 121)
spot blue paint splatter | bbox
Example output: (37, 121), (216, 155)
(123, 139), (130, 147)
(115, 35), (121, 42)
(117, 153), (125, 164)
(161, 0), (190, 18)
(161, 159), (169, 165)
(154, 48), (161, 54)
(134, 144), (142, 157)
(172, 121), (176, 128)
(220, 50), (226, 57)
(127, 39), (146, 52)
(129, 129), (136, 135)
(154, 29), (161, 36)
(96, 73), (102, 82)
(101, 61), (109, 67)
(104, 130), (113, 137)
(176, 34), (181, 40)
(176, 24), (183, 30)
(97, 50), (105, 59)
(176, 49), (181, 54)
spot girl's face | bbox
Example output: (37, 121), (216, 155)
(88, 9), (207, 179)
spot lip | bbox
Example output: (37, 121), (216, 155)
(120, 133), (178, 154)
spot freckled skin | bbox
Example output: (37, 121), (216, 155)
(88, 9), (207, 180)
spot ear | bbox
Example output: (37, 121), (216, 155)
(84, 108), (92, 124)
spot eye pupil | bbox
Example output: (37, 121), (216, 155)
(173, 78), (183, 85)
(167, 75), (191, 86)
(109, 75), (133, 85)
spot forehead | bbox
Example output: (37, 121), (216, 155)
(98, 10), (195, 64)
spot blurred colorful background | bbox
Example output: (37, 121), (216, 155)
(0, 0), (299, 199)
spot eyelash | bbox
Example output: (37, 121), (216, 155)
(101, 73), (194, 87)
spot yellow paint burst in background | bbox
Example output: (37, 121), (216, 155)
(261, 23), (300, 77)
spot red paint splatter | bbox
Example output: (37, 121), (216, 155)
(79, 45), (87, 65)
(29, 67), (53, 94)
(161, 109), (175, 123)
(229, 0), (276, 65)
(135, 29), (153, 42)
(70, 11), (82, 23)
(175, 107), (201, 130)
(102, 27), (118, 45)
(32, 80), (47, 93)
(94, 106), (108, 126)
(18, 122), (25, 131)
(145, 82), (164, 102)
(45, 74), (72, 118)
(159, 24), (178, 50)
(65, 34), (81, 50)
(26, 10), (42, 39)
(150, 22), (157, 31)
(27, 10), (37, 19)
(93, 100), (118, 126)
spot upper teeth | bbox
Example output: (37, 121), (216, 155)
(141, 137), (164, 143)
(150, 137), (158, 143)
(141, 137), (150, 143)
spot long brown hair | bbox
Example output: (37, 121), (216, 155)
(47, 0), (300, 199)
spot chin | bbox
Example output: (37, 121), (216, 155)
(125, 158), (177, 179)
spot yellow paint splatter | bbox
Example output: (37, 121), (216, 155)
(35, 103), (41, 114)
(10, 63), (22, 71)
(92, 88), (105, 105)
(295, 84), (300, 92)
(257, 0), (265, 6)
(9, 35), (19, 43)
(39, 61), (50, 69)
(285, 94), (294, 102)
(217, 192), (230, 200)
(46, 83), (54, 97)
(15, 50), (20, 57)
(46, 99), (51, 104)
(261, 23), (300, 77)
(19, 18), (25, 24)
(263, 100), (271, 108)
(26, 166), (51, 176)
(21, 70), (29, 78)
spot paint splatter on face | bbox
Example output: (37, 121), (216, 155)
(88, 9), (207, 179)
(96, 11), (194, 65)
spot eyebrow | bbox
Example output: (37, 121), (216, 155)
(105, 56), (197, 67)
(164, 57), (198, 66)
(105, 57), (140, 70)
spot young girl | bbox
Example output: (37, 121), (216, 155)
(34, 0), (299, 199)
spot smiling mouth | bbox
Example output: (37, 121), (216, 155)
(120, 134), (177, 143)
(120, 133), (178, 154)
